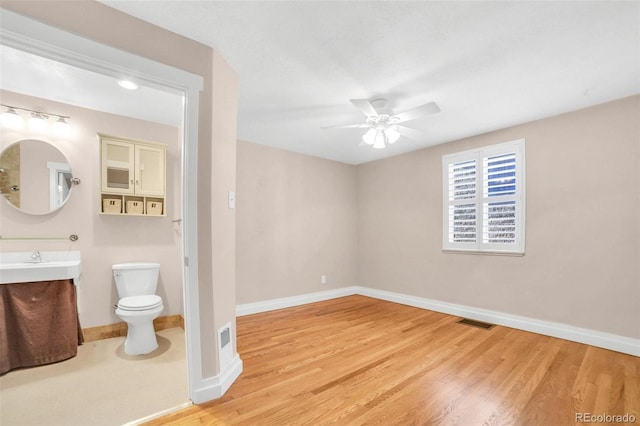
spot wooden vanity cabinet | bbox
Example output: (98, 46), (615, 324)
(99, 134), (167, 216)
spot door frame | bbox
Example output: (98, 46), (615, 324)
(0, 9), (204, 402)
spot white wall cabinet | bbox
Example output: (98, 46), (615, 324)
(99, 134), (166, 216)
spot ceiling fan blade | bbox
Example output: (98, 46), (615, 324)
(396, 125), (424, 140)
(394, 101), (440, 123)
(350, 99), (379, 117)
(321, 123), (371, 129)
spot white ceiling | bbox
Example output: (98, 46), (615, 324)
(4, 2), (640, 165)
(0, 44), (184, 128)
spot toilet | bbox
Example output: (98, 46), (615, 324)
(112, 262), (164, 355)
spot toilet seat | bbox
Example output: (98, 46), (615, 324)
(118, 295), (162, 311)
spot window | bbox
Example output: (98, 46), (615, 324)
(442, 139), (525, 254)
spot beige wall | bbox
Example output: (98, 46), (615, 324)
(0, 90), (183, 328)
(236, 141), (358, 303)
(197, 50), (239, 375)
(358, 95), (640, 339)
(236, 96), (638, 341)
(2, 1), (238, 379)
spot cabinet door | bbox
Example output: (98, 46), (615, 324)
(135, 144), (165, 196)
(101, 140), (134, 194)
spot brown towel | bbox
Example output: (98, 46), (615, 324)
(0, 279), (83, 375)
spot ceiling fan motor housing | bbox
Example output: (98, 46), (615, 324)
(370, 98), (394, 117)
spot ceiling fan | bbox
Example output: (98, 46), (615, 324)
(324, 98), (440, 149)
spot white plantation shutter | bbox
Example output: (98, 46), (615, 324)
(443, 139), (525, 254)
(446, 158), (479, 250)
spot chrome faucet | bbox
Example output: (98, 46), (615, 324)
(30, 250), (42, 263)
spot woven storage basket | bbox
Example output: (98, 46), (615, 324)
(126, 200), (144, 215)
(146, 201), (163, 216)
(103, 198), (121, 214)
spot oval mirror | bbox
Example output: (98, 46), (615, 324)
(0, 139), (74, 215)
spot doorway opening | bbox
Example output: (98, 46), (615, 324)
(0, 8), (204, 421)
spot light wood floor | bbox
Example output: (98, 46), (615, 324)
(148, 295), (639, 425)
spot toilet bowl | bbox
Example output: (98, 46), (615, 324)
(112, 262), (164, 355)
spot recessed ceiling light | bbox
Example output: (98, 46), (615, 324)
(118, 79), (138, 90)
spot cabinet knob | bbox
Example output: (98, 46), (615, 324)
(136, 180), (139, 184)
(130, 179), (134, 184)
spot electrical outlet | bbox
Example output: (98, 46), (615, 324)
(321, 275), (327, 284)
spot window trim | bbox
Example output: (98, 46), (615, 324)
(442, 139), (526, 255)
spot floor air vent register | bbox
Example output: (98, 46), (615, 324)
(457, 318), (495, 330)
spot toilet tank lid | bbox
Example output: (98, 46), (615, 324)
(112, 262), (160, 270)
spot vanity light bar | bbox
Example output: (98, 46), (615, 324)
(1, 104), (70, 121)
(1, 104), (71, 134)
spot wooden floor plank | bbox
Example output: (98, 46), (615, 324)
(146, 295), (640, 425)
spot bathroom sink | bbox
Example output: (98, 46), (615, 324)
(0, 251), (82, 284)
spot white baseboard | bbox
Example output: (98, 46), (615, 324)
(124, 401), (193, 426)
(355, 286), (639, 357)
(191, 354), (243, 404)
(236, 287), (358, 316)
(237, 286), (639, 357)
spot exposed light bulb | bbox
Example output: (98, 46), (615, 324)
(53, 116), (71, 137)
(1, 107), (23, 130)
(28, 112), (49, 133)
(362, 128), (376, 145)
(385, 126), (400, 144)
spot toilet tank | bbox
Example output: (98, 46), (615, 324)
(112, 262), (160, 298)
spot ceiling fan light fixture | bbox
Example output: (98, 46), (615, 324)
(372, 130), (387, 149)
(327, 98), (438, 150)
(385, 125), (400, 144)
(362, 127), (376, 145)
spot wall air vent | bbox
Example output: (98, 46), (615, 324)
(220, 327), (230, 348)
(218, 322), (233, 370)
(457, 318), (495, 330)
